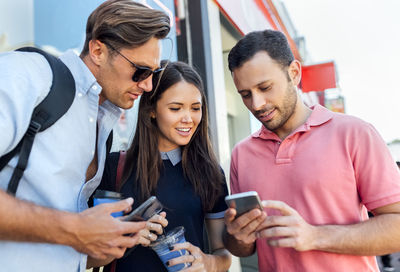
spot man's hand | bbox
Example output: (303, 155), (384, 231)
(223, 207), (266, 257)
(69, 198), (146, 260)
(225, 207), (266, 244)
(256, 200), (316, 251)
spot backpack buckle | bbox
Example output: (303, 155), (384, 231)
(26, 121), (42, 136)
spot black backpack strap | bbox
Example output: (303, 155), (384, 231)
(0, 47), (75, 195)
(6, 121), (41, 194)
(17, 47), (76, 132)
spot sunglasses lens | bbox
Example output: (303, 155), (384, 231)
(132, 68), (153, 82)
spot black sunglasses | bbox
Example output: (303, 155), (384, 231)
(104, 42), (164, 82)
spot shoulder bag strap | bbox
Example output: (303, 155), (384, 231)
(106, 150), (127, 272)
(92, 150), (127, 272)
(115, 150), (126, 192)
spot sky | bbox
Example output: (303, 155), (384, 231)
(283, 0), (400, 143)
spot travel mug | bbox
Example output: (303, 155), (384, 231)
(150, 226), (190, 272)
(93, 190), (124, 217)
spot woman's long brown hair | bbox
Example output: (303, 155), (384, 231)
(122, 61), (224, 211)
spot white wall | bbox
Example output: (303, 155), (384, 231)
(206, 0), (232, 178)
(206, 3), (242, 272)
(388, 142), (400, 162)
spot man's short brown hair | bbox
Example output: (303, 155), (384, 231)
(81, 0), (170, 56)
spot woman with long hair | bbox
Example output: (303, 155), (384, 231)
(96, 60), (231, 271)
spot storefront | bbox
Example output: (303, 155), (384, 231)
(0, 1), (339, 271)
(175, 1), (338, 270)
(185, 1), (303, 270)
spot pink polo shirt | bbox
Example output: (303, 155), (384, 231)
(230, 105), (400, 272)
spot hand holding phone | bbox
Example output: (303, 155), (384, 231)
(121, 196), (164, 258)
(122, 196), (163, 222)
(225, 191), (263, 217)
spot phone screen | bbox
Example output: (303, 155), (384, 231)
(123, 196), (163, 222)
(225, 192), (263, 217)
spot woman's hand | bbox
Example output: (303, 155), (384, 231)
(138, 212), (168, 246)
(168, 242), (212, 272)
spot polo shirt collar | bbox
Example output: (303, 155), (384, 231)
(306, 104), (333, 127)
(160, 147), (182, 166)
(252, 104), (333, 140)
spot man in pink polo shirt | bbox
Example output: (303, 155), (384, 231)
(222, 29), (400, 271)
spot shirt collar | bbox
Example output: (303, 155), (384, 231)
(60, 50), (121, 119)
(98, 100), (122, 126)
(252, 104), (333, 140)
(160, 148), (182, 166)
(59, 50), (99, 96)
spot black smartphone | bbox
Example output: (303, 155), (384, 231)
(122, 196), (163, 222)
(225, 191), (263, 217)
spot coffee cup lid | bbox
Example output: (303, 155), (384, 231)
(93, 190), (122, 199)
(151, 226), (185, 248)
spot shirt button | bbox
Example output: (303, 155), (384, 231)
(77, 93), (83, 98)
(92, 85), (98, 90)
(91, 150), (95, 155)
(89, 117), (94, 123)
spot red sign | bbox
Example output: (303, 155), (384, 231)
(301, 62), (337, 93)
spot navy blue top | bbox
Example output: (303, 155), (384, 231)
(99, 149), (228, 272)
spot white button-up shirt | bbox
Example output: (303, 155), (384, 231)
(0, 50), (121, 272)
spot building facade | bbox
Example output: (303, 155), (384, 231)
(0, 1), (340, 271)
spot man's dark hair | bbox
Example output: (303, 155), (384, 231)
(228, 29), (294, 72)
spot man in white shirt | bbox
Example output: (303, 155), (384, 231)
(0, 1), (170, 271)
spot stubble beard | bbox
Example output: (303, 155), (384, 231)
(261, 84), (298, 132)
